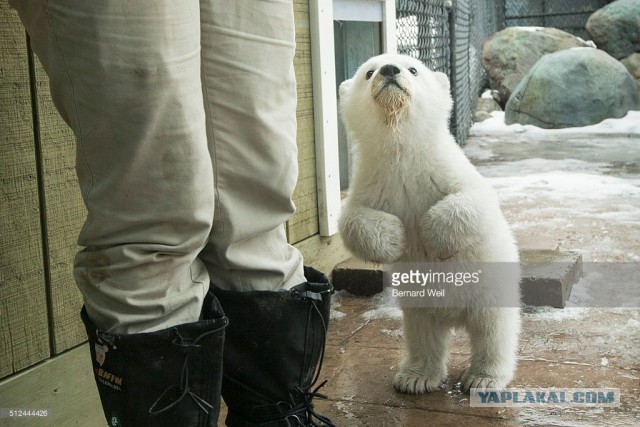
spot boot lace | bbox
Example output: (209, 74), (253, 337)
(278, 289), (335, 427)
(148, 323), (226, 416)
(281, 380), (334, 426)
(225, 286), (335, 426)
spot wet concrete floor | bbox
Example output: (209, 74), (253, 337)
(298, 125), (640, 426)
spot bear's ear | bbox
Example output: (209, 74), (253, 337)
(433, 71), (450, 90)
(339, 78), (353, 100)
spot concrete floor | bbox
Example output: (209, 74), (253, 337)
(4, 116), (637, 427)
(299, 121), (640, 426)
(310, 295), (639, 426)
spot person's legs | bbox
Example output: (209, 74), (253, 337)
(213, 267), (334, 427)
(11, 0), (214, 333)
(11, 1), (228, 424)
(198, 4), (334, 425)
(198, 0), (305, 292)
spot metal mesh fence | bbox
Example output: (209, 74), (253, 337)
(471, 0), (505, 92)
(396, 0), (505, 145)
(395, 0), (608, 144)
(449, 0), (472, 144)
(396, 0), (451, 75)
(505, 0), (609, 40)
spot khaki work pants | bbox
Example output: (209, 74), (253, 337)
(11, 0), (305, 333)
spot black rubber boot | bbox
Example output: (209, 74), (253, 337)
(81, 292), (228, 427)
(213, 266), (334, 427)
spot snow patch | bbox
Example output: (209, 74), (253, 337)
(362, 306), (403, 321)
(514, 26), (545, 32)
(330, 291), (348, 320)
(381, 328), (403, 338)
(361, 287), (403, 321)
(481, 89), (495, 99)
(523, 305), (588, 321)
(576, 37), (597, 48)
(625, 318), (640, 329)
(471, 111), (640, 136)
(331, 310), (347, 320)
(488, 171), (640, 202)
(463, 142), (495, 160)
(335, 402), (357, 420)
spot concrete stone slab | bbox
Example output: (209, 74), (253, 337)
(320, 290), (640, 426)
(520, 250), (582, 308)
(313, 399), (515, 426)
(333, 250), (584, 308)
(332, 258), (383, 296)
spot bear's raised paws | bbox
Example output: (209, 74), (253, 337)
(339, 208), (406, 264)
(419, 193), (481, 259)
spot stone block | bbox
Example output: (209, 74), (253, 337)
(332, 258), (383, 296)
(332, 250), (583, 308)
(520, 250), (583, 308)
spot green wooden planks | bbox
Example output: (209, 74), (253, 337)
(0, 1), (50, 378)
(31, 56), (86, 354)
(289, 0), (320, 244)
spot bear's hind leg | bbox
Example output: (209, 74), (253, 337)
(394, 309), (450, 394)
(461, 307), (520, 392)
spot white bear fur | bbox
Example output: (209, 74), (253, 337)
(338, 54), (521, 394)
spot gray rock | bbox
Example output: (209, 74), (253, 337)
(474, 111), (492, 122)
(482, 27), (591, 106)
(505, 48), (640, 129)
(474, 92), (501, 122)
(586, 0), (640, 60)
(621, 53), (640, 90)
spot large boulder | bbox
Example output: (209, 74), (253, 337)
(586, 0), (640, 60)
(505, 48), (640, 129)
(482, 27), (592, 107)
(621, 53), (640, 90)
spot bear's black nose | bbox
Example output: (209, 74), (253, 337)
(379, 64), (401, 77)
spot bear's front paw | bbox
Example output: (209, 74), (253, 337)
(419, 212), (458, 260)
(340, 209), (406, 263)
(419, 194), (482, 259)
(370, 214), (406, 263)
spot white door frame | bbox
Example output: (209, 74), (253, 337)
(309, 0), (396, 236)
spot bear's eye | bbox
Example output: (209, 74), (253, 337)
(365, 70), (374, 80)
(408, 67), (418, 76)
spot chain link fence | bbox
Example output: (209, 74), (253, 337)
(505, 0), (609, 40)
(396, 0), (451, 75)
(395, 0), (611, 145)
(449, 0), (472, 144)
(396, 0), (505, 145)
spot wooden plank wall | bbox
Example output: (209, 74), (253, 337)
(32, 59), (87, 353)
(0, 2), (51, 378)
(1, 0), (322, 379)
(290, 0), (321, 244)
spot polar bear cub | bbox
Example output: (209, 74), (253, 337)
(338, 54), (521, 393)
